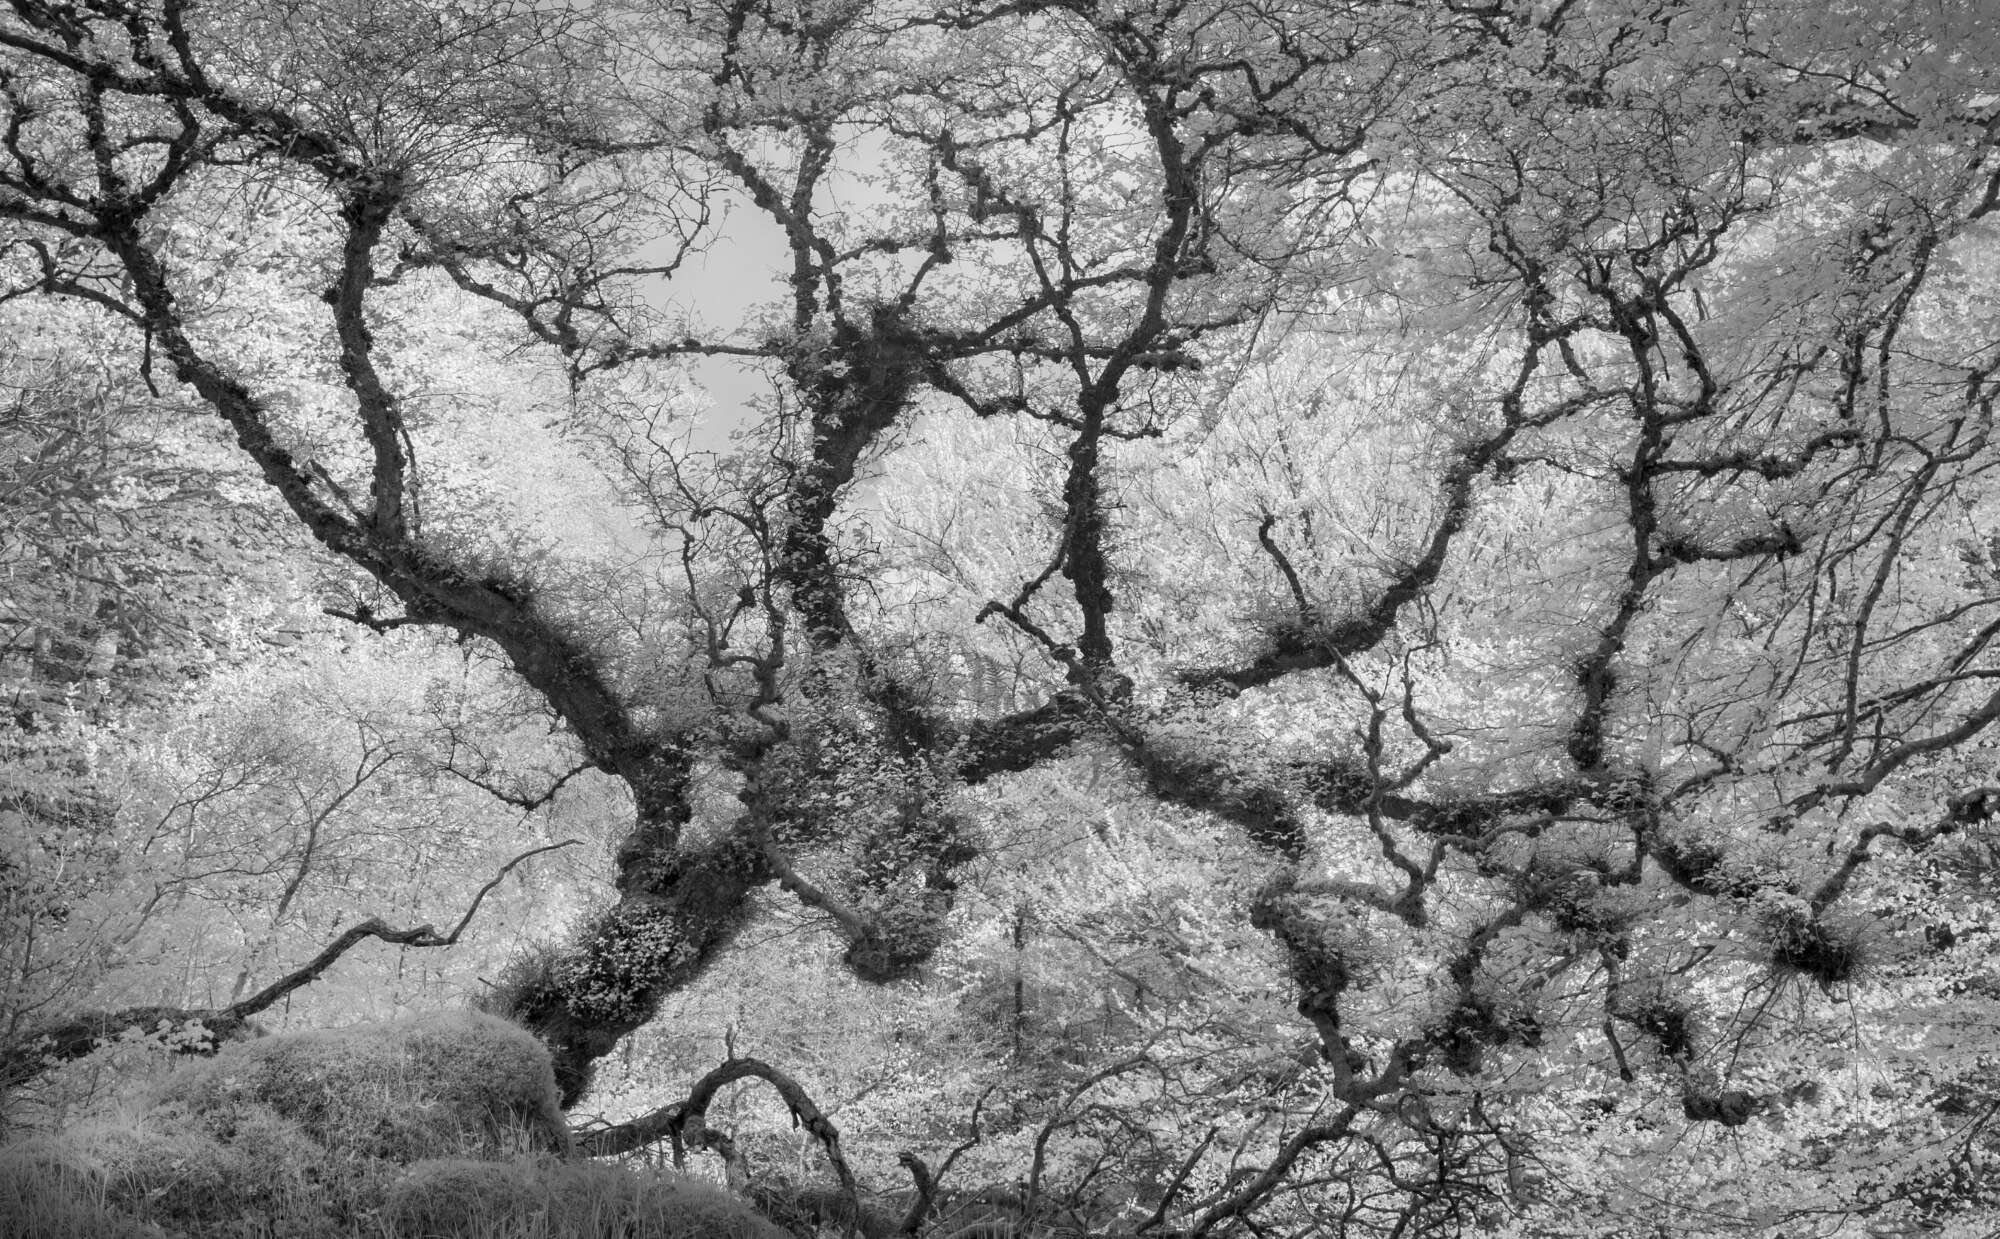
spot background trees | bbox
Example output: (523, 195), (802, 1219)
(4, 0), (2000, 1233)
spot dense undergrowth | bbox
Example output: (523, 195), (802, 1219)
(0, 1011), (786, 1239)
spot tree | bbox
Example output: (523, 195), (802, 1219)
(4, 0), (2000, 1233)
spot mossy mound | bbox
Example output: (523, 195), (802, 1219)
(154, 1009), (570, 1161)
(386, 1157), (791, 1239)
(0, 1009), (791, 1238)
(0, 1107), (348, 1239)
(383, 1157), (545, 1236)
(2, 1121), (786, 1239)
(0, 1137), (160, 1239)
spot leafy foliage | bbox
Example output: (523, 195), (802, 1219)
(5, 0), (2000, 1235)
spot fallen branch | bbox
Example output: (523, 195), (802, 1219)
(574, 1055), (863, 1234)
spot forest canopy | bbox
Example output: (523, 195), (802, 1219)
(5, 0), (2000, 1235)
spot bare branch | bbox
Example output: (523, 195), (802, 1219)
(1, 841), (577, 1088)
